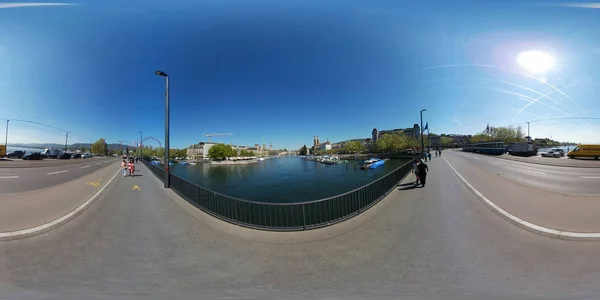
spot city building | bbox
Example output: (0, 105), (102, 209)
(371, 124), (421, 145)
(311, 136), (333, 153)
(186, 142), (219, 160)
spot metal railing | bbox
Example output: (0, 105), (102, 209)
(143, 158), (416, 231)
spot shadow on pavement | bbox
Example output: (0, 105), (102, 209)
(398, 185), (419, 191)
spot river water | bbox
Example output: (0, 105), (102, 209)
(169, 157), (412, 203)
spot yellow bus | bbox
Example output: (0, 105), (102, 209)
(567, 144), (600, 160)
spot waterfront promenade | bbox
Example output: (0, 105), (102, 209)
(2, 152), (600, 298)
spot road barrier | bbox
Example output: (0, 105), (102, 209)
(143, 158), (415, 231)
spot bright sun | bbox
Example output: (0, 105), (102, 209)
(516, 51), (555, 74)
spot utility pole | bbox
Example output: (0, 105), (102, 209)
(139, 131), (143, 159)
(526, 121), (530, 141)
(4, 120), (8, 150)
(65, 132), (69, 152)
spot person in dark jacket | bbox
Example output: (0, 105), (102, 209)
(417, 159), (428, 187)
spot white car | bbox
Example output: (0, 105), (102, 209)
(542, 150), (563, 158)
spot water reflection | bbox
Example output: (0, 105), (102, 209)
(170, 157), (410, 203)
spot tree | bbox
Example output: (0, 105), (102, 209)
(440, 136), (453, 147)
(343, 141), (364, 154)
(240, 149), (254, 157)
(470, 125), (526, 144)
(91, 138), (108, 155)
(374, 133), (409, 153)
(208, 144), (236, 160)
(299, 145), (308, 155)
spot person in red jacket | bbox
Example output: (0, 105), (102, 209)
(128, 158), (135, 176)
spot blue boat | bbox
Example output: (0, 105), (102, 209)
(361, 158), (385, 169)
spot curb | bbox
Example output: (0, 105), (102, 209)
(495, 156), (600, 169)
(0, 168), (121, 241)
(443, 156), (600, 242)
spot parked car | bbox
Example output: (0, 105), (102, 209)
(22, 152), (43, 160)
(542, 150), (562, 158)
(551, 148), (565, 156)
(71, 153), (82, 159)
(7, 150), (25, 158)
(57, 153), (71, 159)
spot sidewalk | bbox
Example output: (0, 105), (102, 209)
(0, 161), (121, 235)
(445, 153), (600, 234)
(497, 153), (600, 168)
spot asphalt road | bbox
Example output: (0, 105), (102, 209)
(448, 151), (600, 195)
(0, 156), (117, 168)
(2, 161), (600, 299)
(497, 152), (600, 168)
(0, 158), (118, 194)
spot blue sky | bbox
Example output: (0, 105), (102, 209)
(1, 0), (599, 149)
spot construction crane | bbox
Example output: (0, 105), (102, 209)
(204, 133), (232, 142)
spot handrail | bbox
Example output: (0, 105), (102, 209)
(143, 158), (416, 205)
(143, 157), (416, 231)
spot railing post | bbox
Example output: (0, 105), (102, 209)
(235, 200), (239, 225)
(302, 204), (306, 230)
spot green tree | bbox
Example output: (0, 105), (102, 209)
(91, 138), (108, 155)
(154, 147), (165, 158)
(208, 144), (236, 160)
(440, 136), (453, 147)
(239, 149), (254, 157)
(375, 133), (409, 153)
(343, 141), (364, 154)
(299, 145), (308, 155)
(470, 125), (526, 144)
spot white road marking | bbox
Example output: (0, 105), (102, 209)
(96, 162), (101, 165)
(47, 170), (68, 175)
(0, 176), (18, 179)
(81, 165), (91, 169)
(580, 176), (600, 179)
(443, 156), (600, 241)
(517, 168), (547, 175)
(0, 168), (121, 241)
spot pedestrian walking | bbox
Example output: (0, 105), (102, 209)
(417, 159), (429, 187)
(121, 159), (128, 177)
(412, 159), (420, 185)
(128, 158), (135, 176)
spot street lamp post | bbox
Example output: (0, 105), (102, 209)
(139, 131), (143, 160)
(155, 70), (170, 188)
(420, 109), (426, 160)
(526, 121), (530, 141)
